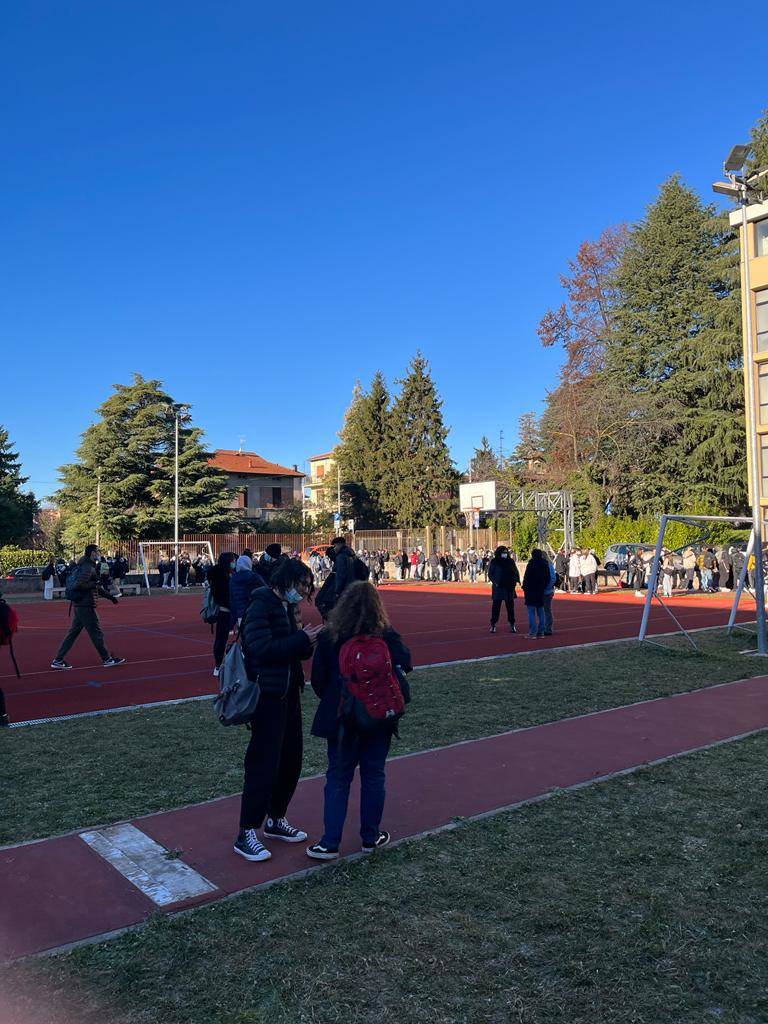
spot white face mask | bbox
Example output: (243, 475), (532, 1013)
(501, 552), (508, 559)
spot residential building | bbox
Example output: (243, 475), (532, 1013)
(208, 449), (304, 523)
(306, 452), (336, 519)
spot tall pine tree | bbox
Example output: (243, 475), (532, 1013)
(609, 176), (746, 515)
(55, 374), (238, 546)
(0, 426), (38, 545)
(333, 371), (392, 527)
(468, 436), (502, 481)
(385, 353), (457, 526)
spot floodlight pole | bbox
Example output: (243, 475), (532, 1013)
(737, 178), (767, 654)
(174, 411), (180, 594)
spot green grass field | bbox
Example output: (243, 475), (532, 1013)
(0, 628), (759, 846)
(4, 726), (768, 1024)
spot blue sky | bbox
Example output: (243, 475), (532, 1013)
(3, 1), (764, 499)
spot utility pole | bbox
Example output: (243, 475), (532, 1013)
(174, 411), (180, 594)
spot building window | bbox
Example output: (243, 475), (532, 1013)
(316, 464), (325, 479)
(757, 290), (768, 353)
(756, 220), (768, 258)
(760, 365), (768, 425)
(272, 487), (282, 508)
(762, 435), (768, 497)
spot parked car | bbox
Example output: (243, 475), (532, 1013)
(603, 544), (647, 574)
(4, 565), (47, 581)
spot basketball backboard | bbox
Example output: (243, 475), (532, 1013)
(459, 480), (497, 512)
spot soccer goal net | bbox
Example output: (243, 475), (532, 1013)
(137, 540), (215, 595)
(637, 514), (754, 651)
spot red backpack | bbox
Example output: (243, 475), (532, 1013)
(338, 634), (405, 730)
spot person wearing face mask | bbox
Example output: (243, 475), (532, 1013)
(208, 551), (237, 677)
(256, 543), (282, 586)
(487, 545), (520, 634)
(51, 544), (125, 669)
(234, 558), (322, 862)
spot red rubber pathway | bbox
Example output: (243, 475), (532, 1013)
(1, 588), (755, 722)
(2, 674), (768, 961)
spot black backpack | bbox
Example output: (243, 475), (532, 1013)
(315, 572), (337, 619)
(353, 557), (371, 582)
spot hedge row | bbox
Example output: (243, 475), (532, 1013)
(0, 547), (51, 573)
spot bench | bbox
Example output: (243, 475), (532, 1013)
(118, 583), (142, 596)
(51, 583), (142, 599)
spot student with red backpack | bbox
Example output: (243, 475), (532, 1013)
(306, 581), (412, 860)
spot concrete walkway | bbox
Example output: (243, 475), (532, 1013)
(3, 674), (768, 961)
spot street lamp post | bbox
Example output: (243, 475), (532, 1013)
(168, 404), (191, 595)
(714, 144), (768, 654)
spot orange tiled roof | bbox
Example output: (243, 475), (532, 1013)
(209, 450), (303, 477)
(308, 451), (334, 461)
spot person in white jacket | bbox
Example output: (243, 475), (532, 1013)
(580, 550), (598, 594)
(568, 550), (582, 593)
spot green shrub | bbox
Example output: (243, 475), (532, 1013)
(0, 546), (51, 573)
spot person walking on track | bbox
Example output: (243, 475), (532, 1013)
(488, 545), (520, 634)
(51, 544), (125, 669)
(234, 557), (322, 863)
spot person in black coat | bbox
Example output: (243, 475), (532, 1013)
(256, 543), (282, 586)
(208, 551), (236, 675)
(233, 558), (321, 863)
(306, 581), (412, 860)
(522, 548), (551, 639)
(487, 545), (521, 633)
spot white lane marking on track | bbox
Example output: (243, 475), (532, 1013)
(80, 823), (217, 906)
(0, 652), (209, 683)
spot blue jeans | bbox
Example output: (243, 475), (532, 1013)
(542, 594), (553, 633)
(701, 568), (712, 590)
(321, 728), (393, 849)
(527, 605), (545, 635)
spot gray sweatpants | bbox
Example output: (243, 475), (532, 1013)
(56, 605), (109, 661)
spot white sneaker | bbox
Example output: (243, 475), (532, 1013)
(213, 666), (220, 677)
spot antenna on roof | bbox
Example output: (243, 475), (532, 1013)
(238, 437), (245, 454)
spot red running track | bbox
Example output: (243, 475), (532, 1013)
(0, 586), (754, 723)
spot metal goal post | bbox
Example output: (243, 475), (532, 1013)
(137, 540), (215, 595)
(638, 514), (754, 651)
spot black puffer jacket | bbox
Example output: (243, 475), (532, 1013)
(240, 587), (313, 697)
(488, 556), (520, 600)
(69, 556), (111, 608)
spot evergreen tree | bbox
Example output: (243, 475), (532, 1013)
(333, 372), (392, 527)
(385, 353), (457, 526)
(609, 176), (746, 515)
(468, 436), (502, 481)
(55, 374), (238, 545)
(513, 412), (544, 464)
(0, 426), (38, 544)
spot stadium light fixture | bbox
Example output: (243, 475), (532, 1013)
(166, 403), (192, 594)
(724, 143), (751, 173)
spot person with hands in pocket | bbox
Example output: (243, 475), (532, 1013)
(233, 557), (322, 863)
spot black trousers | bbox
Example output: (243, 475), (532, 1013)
(213, 610), (230, 667)
(239, 684), (303, 829)
(490, 597), (515, 625)
(56, 605), (109, 662)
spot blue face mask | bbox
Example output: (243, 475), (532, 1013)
(263, 552), (272, 562)
(284, 587), (304, 604)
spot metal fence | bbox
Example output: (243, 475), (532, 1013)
(110, 527), (504, 568)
